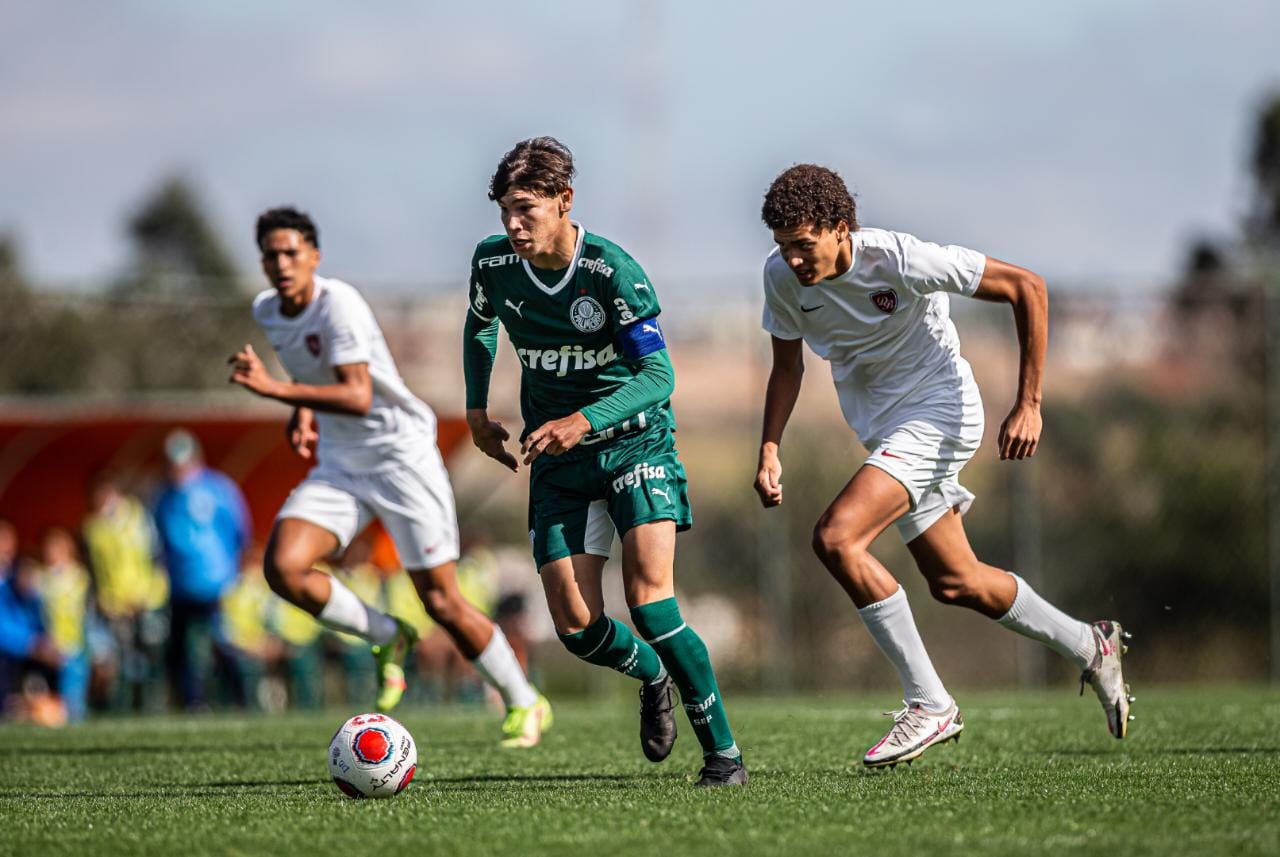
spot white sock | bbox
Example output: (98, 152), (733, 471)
(858, 586), (952, 712)
(317, 576), (397, 645)
(997, 573), (1096, 670)
(472, 625), (538, 709)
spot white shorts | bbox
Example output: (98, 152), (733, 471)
(861, 398), (985, 544)
(277, 450), (460, 569)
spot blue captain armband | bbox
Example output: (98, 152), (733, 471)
(617, 317), (666, 359)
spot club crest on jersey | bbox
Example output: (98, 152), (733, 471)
(351, 727), (393, 765)
(870, 289), (898, 314)
(305, 333), (322, 356)
(570, 296), (606, 333)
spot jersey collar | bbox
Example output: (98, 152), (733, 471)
(521, 222), (585, 295)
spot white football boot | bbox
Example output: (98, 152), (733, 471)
(1080, 620), (1134, 738)
(862, 699), (963, 768)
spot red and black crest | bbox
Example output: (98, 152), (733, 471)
(305, 333), (322, 356)
(870, 289), (898, 314)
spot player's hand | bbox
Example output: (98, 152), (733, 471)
(287, 407), (319, 460)
(755, 443), (784, 507)
(998, 401), (1042, 460)
(467, 409), (519, 472)
(228, 344), (278, 397)
(522, 412), (592, 465)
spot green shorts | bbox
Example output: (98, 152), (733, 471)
(527, 427), (693, 568)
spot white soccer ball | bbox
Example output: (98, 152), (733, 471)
(327, 713), (418, 799)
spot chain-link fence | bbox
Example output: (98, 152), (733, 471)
(1, 280), (1271, 694)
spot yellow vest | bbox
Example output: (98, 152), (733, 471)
(38, 563), (90, 655)
(83, 497), (169, 617)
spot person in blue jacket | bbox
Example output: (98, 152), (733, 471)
(0, 521), (64, 713)
(153, 430), (251, 709)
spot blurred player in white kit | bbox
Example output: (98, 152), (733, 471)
(229, 206), (551, 747)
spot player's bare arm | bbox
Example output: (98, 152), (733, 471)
(521, 411), (591, 465)
(466, 408), (519, 472)
(286, 407), (319, 459)
(228, 344), (373, 416)
(972, 257), (1048, 461)
(755, 335), (805, 508)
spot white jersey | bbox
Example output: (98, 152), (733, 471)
(253, 276), (438, 473)
(762, 227), (986, 442)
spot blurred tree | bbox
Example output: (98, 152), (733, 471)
(0, 232), (94, 394)
(1247, 91), (1280, 252)
(113, 175), (240, 298)
(98, 175), (259, 390)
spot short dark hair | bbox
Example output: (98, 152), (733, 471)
(256, 207), (319, 249)
(761, 164), (858, 232)
(489, 137), (577, 201)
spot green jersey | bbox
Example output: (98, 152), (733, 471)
(466, 224), (672, 446)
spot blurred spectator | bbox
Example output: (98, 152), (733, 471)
(153, 428), (250, 710)
(0, 524), (65, 724)
(266, 588), (324, 710)
(33, 527), (92, 722)
(82, 471), (169, 712)
(0, 520), (16, 580)
(221, 544), (277, 709)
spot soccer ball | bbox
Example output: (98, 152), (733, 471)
(327, 713), (418, 799)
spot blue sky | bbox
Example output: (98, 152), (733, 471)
(2, 1), (1278, 292)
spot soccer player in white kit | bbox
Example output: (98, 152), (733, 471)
(229, 207), (551, 747)
(754, 166), (1133, 768)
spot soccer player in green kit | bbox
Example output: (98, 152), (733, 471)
(463, 137), (746, 787)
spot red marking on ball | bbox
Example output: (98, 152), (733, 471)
(352, 727), (392, 764)
(395, 764), (417, 794)
(333, 777), (363, 799)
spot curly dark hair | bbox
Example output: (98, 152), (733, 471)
(489, 136), (577, 201)
(761, 164), (858, 232)
(256, 207), (319, 249)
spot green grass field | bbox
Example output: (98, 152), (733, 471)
(1, 686), (1277, 856)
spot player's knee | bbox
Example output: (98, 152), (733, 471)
(263, 549), (307, 597)
(418, 586), (460, 626)
(811, 517), (861, 564)
(548, 601), (595, 638)
(927, 573), (979, 607)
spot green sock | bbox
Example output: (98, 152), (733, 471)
(558, 614), (663, 682)
(631, 597), (739, 759)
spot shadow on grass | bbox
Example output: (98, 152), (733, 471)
(1048, 746), (1280, 756)
(0, 772), (683, 800)
(0, 742), (315, 758)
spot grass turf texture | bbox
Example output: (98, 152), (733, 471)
(0, 686), (1276, 856)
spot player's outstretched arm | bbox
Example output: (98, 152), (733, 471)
(462, 310), (518, 472)
(756, 335), (804, 508)
(521, 349), (675, 466)
(972, 257), (1048, 461)
(228, 344), (373, 415)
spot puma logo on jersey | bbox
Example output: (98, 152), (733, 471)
(515, 343), (618, 377)
(611, 462), (667, 494)
(634, 282), (650, 291)
(578, 257), (615, 277)
(650, 487), (670, 501)
(505, 299), (525, 318)
(478, 253), (520, 268)
(641, 322), (662, 339)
